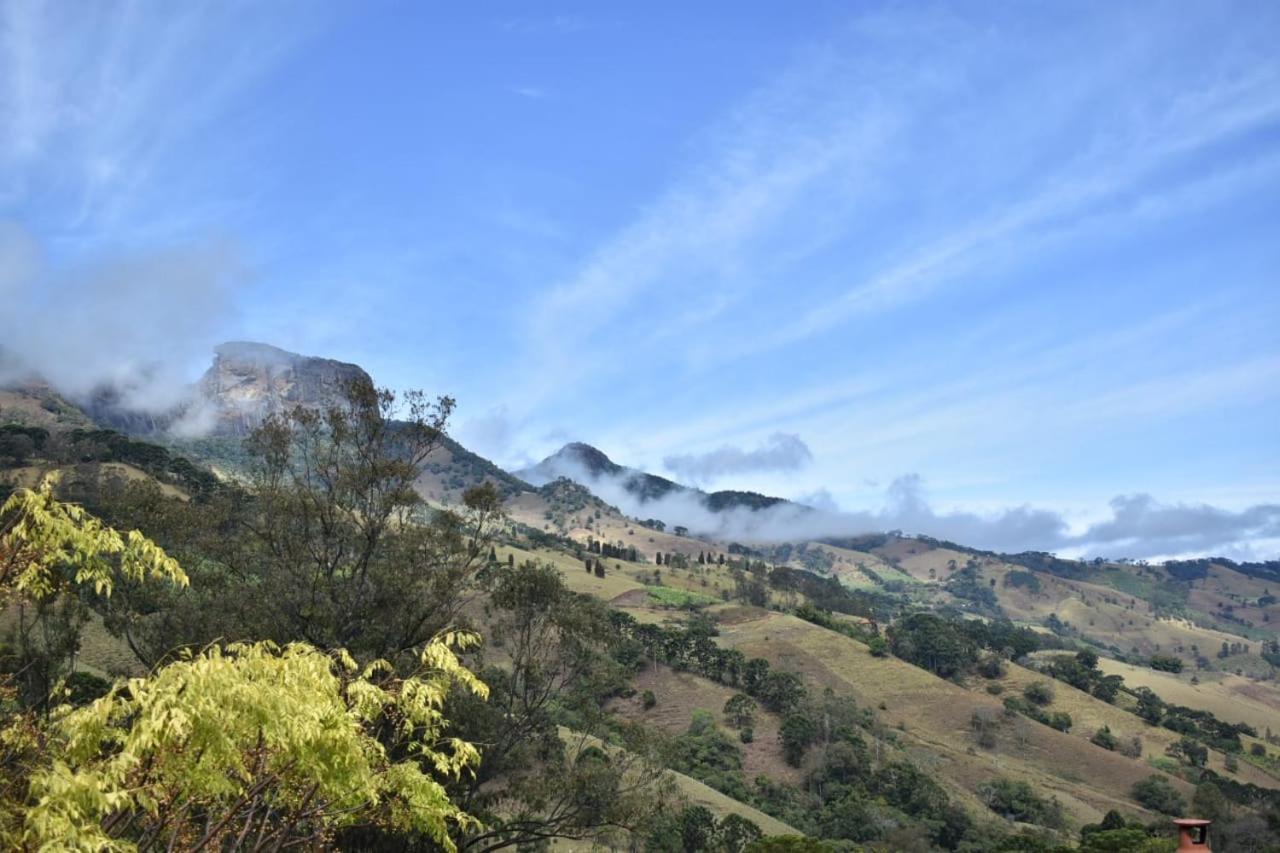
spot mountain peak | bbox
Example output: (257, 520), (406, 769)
(549, 442), (624, 477)
(198, 342), (371, 435)
(517, 441), (797, 532)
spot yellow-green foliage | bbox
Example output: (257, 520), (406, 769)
(22, 636), (486, 851)
(0, 475), (187, 602)
(1, 477), (488, 852)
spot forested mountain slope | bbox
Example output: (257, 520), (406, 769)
(3, 346), (1278, 851)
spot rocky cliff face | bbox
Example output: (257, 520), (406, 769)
(196, 342), (371, 435)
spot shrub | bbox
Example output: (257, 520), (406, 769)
(976, 653), (1007, 679)
(1023, 681), (1054, 706)
(1119, 736), (1143, 758)
(739, 727), (754, 744)
(1131, 775), (1186, 815)
(1048, 711), (1073, 732)
(724, 693), (757, 729)
(642, 689), (657, 709)
(1092, 726), (1118, 751)
(1250, 743), (1267, 757)
(63, 671), (111, 706)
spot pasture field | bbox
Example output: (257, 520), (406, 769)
(715, 607), (1196, 828)
(1094, 656), (1280, 733)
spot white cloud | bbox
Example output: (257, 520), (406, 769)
(0, 221), (245, 411)
(663, 432), (813, 484)
(549, 458), (1280, 559)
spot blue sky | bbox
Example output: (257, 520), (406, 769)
(2, 1), (1279, 558)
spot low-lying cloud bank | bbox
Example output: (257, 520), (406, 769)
(663, 432), (813, 483)
(0, 221), (241, 419)
(538, 457), (1280, 560)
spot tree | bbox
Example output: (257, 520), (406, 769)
(0, 433), (35, 466)
(742, 658), (771, 694)
(1135, 688), (1165, 725)
(779, 713), (818, 766)
(754, 671), (805, 714)
(237, 381), (497, 658)
(718, 813), (764, 852)
(723, 693), (757, 730)
(23, 636), (486, 851)
(0, 475), (185, 606)
(887, 613), (979, 679)
(1191, 782), (1231, 825)
(106, 380), (502, 668)
(446, 562), (665, 850)
(1172, 737), (1208, 768)
(679, 805), (717, 851)
(1131, 775), (1186, 815)
(977, 778), (1064, 828)
(0, 476), (187, 710)
(1, 481), (486, 851)
(1079, 827), (1168, 853)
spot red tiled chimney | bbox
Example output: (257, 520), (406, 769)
(1173, 818), (1211, 851)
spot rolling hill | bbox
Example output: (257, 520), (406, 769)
(4, 341), (1278, 849)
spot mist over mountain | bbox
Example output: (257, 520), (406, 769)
(8, 337), (1277, 562)
(519, 441), (797, 521)
(71, 341), (373, 440)
(517, 441), (1280, 561)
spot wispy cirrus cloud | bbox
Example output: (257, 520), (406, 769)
(516, 3), (1280, 408)
(1, 0), (312, 237)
